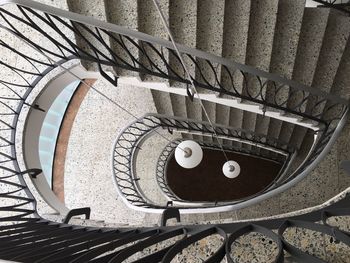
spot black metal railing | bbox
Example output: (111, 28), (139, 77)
(0, 1), (346, 126)
(312, 0), (350, 15)
(278, 116), (343, 185)
(0, 1), (349, 262)
(1, 192), (350, 262)
(112, 114), (294, 210)
(155, 139), (287, 203)
(111, 107), (348, 211)
(155, 140), (182, 202)
(0, 54), (73, 224)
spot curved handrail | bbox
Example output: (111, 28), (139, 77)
(112, 108), (348, 214)
(111, 113), (296, 212)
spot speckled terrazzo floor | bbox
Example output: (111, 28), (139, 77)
(62, 77), (167, 226)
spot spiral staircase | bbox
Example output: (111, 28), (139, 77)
(1, 0), (350, 262)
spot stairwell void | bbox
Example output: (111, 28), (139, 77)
(166, 147), (282, 202)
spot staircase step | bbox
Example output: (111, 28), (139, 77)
(244, 0), (279, 81)
(253, 115), (271, 155)
(288, 8), (330, 111)
(169, 94), (193, 139)
(312, 10), (350, 95)
(151, 89), (174, 115)
(105, 0), (139, 77)
(186, 97), (203, 141)
(195, 0), (225, 95)
(168, 0), (197, 88)
(277, 122), (296, 149)
(215, 104), (230, 145)
(294, 8), (331, 83)
(323, 36), (350, 120)
(194, 0), (225, 143)
(241, 0), (279, 150)
(267, 118), (283, 143)
(269, 0), (305, 79)
(221, 0), (251, 96)
(265, 0), (306, 142)
(168, 0), (197, 139)
(67, 0), (109, 71)
(241, 111), (257, 150)
(218, 0), (251, 147)
(290, 126), (309, 152)
(137, 1), (175, 140)
(267, 118), (298, 157)
(278, 8), (331, 153)
(169, 93), (187, 117)
(305, 10), (350, 116)
(138, 0), (169, 83)
(329, 35), (350, 100)
(229, 108), (244, 148)
(201, 100), (216, 143)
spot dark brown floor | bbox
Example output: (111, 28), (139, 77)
(166, 148), (282, 202)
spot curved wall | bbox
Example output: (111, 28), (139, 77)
(23, 64), (99, 215)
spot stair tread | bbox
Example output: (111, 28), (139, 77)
(218, 0), (251, 146)
(168, 0), (197, 88)
(151, 89), (174, 115)
(67, 0), (109, 71)
(194, 0), (225, 101)
(292, 8), (331, 86)
(138, 0), (169, 83)
(105, 0), (139, 77)
(242, 0), (279, 151)
(329, 34), (350, 100)
(278, 7), (331, 151)
(137, 1), (175, 137)
(168, 0), (197, 139)
(265, 0), (306, 143)
(305, 10), (350, 116)
(310, 10), (350, 94)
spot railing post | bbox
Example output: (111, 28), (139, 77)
(161, 207), (180, 226)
